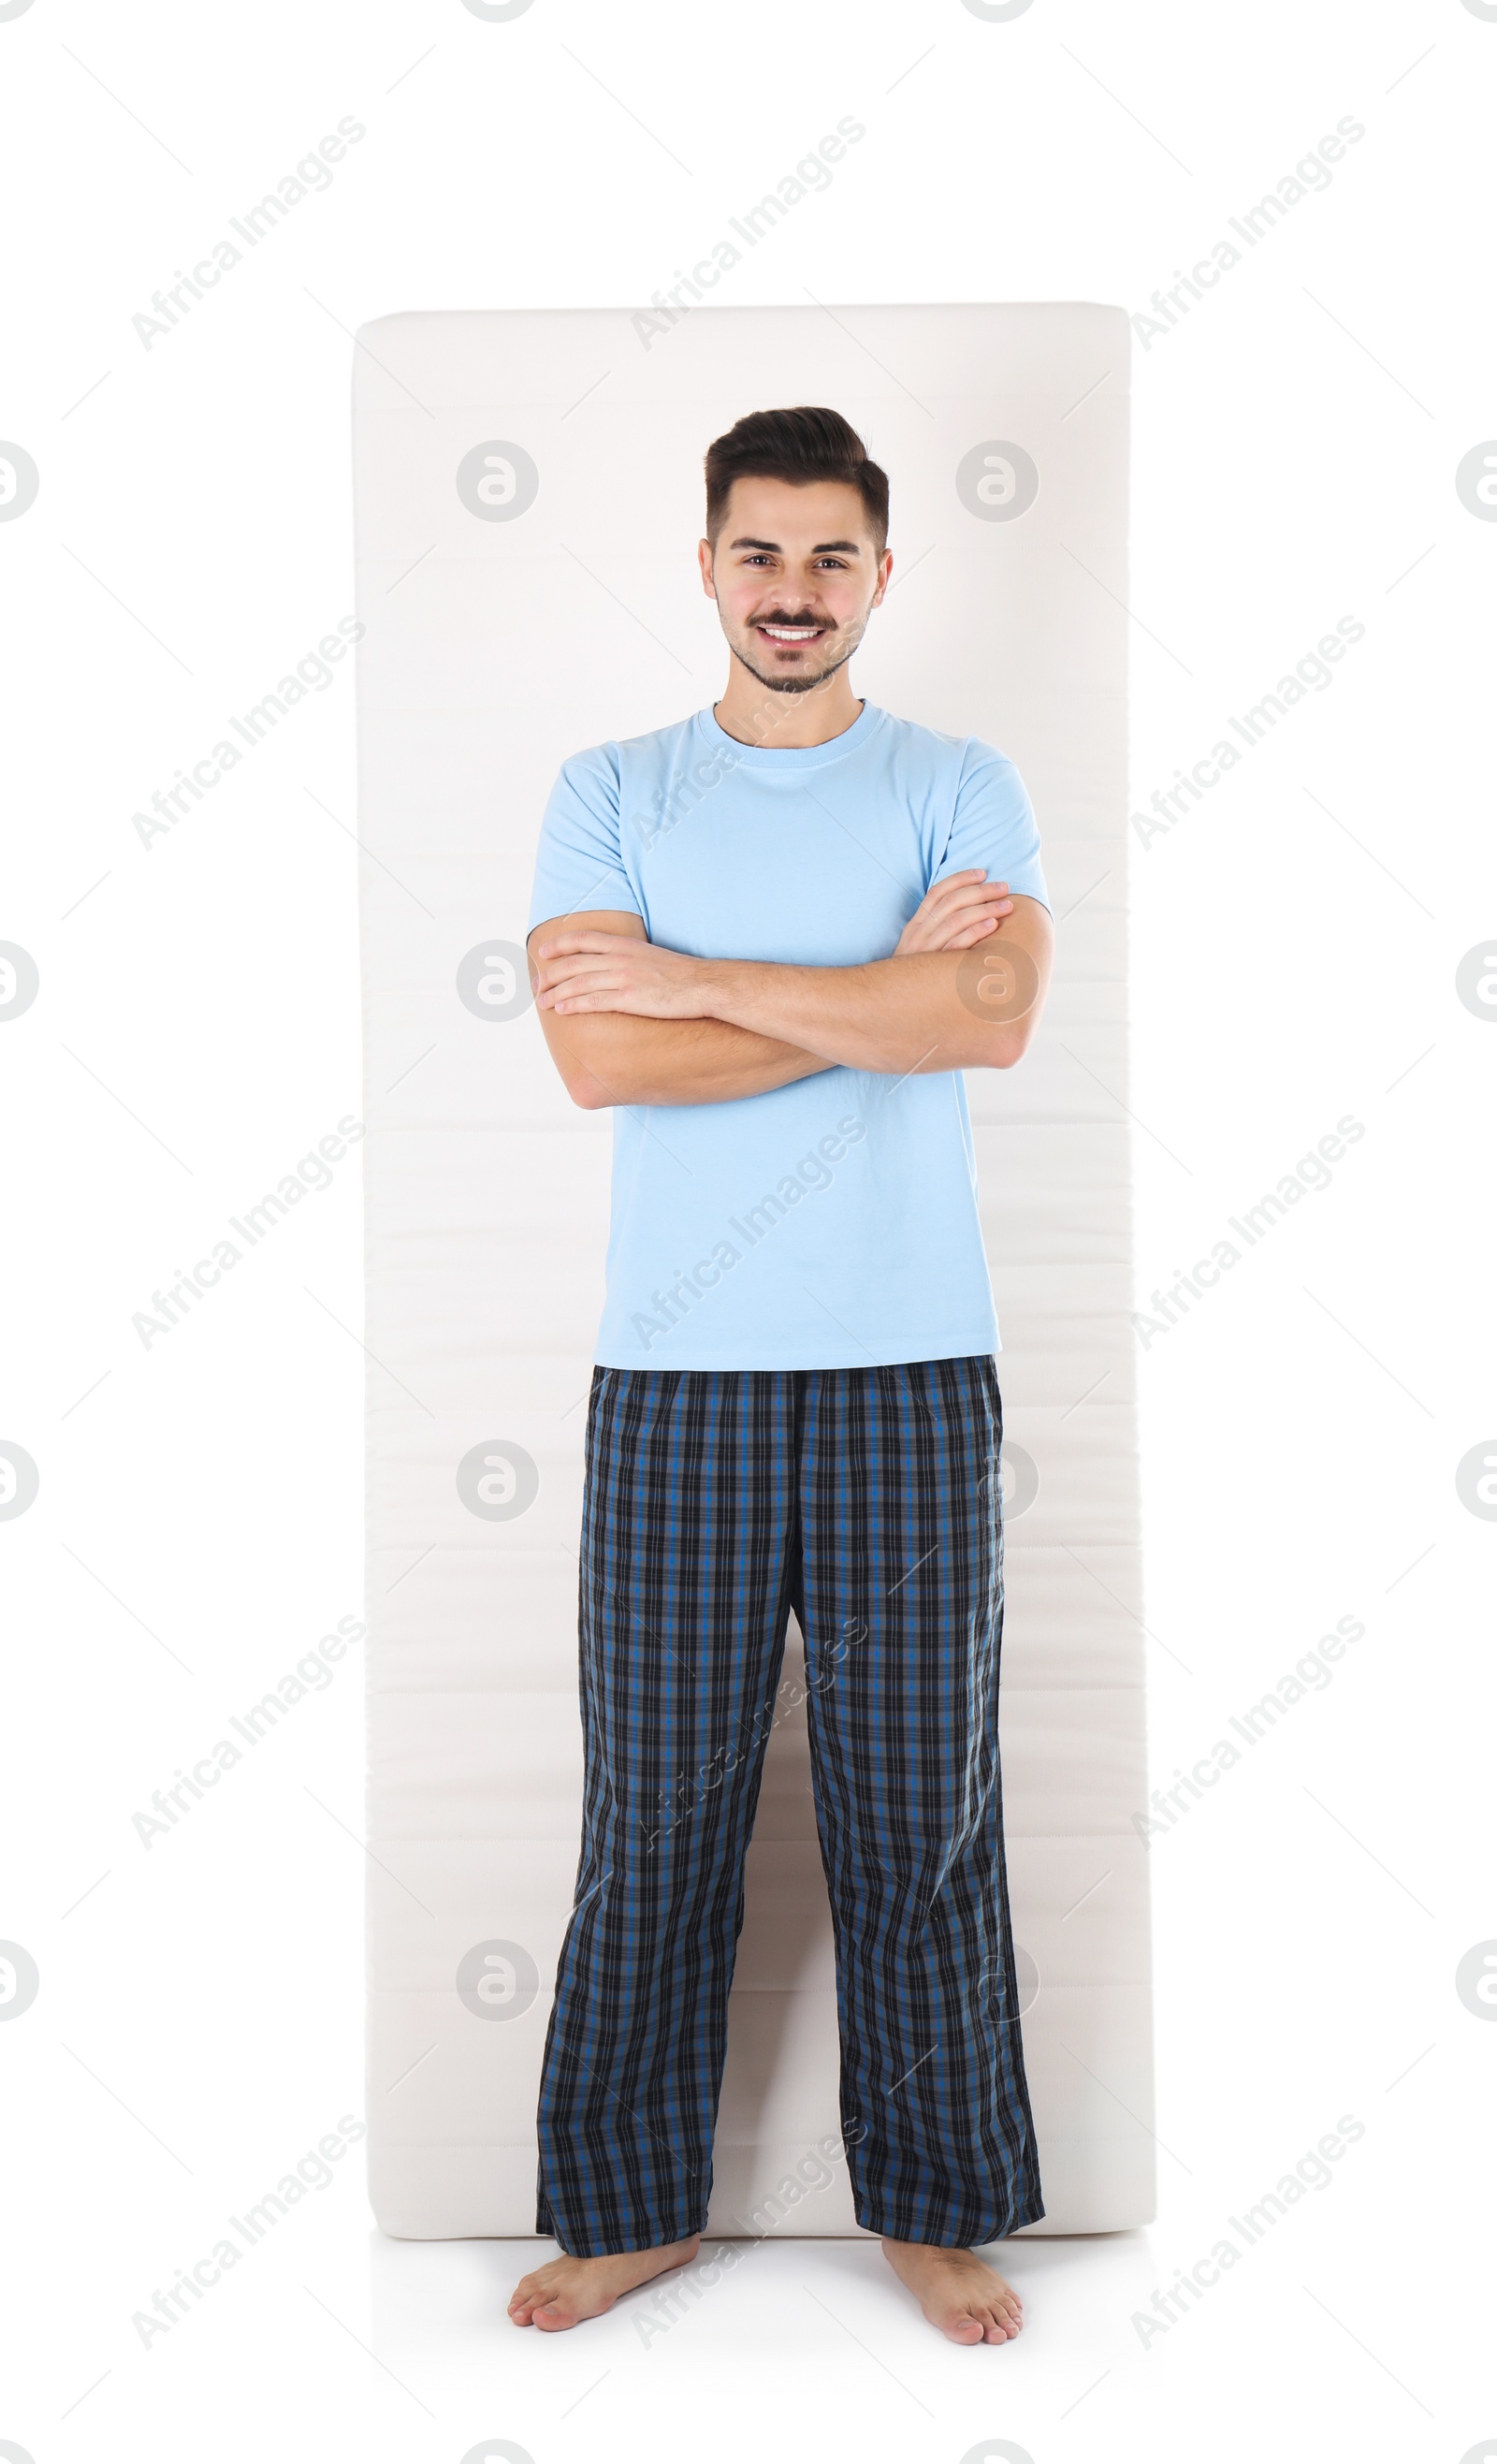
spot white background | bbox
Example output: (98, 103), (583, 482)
(1, 2), (1492, 2460)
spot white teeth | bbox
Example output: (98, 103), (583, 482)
(761, 624), (821, 640)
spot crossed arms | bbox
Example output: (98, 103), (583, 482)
(527, 870), (1054, 1111)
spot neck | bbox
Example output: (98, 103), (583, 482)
(712, 663), (865, 750)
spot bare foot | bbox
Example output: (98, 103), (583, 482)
(880, 2236), (1025, 2345)
(508, 2232), (702, 2332)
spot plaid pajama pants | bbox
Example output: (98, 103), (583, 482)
(534, 1353), (1044, 2253)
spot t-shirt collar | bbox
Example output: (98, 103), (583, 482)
(697, 697), (881, 769)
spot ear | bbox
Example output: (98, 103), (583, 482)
(698, 536), (717, 598)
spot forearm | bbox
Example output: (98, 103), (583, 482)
(530, 896), (1051, 1089)
(695, 952), (1026, 1074)
(546, 1012), (834, 1110)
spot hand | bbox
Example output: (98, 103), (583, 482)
(894, 869), (1013, 956)
(530, 927), (712, 1019)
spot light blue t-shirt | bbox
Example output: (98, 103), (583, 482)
(526, 698), (1050, 1370)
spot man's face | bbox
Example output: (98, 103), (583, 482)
(699, 474), (892, 696)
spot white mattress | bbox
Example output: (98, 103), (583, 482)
(353, 303), (1153, 2238)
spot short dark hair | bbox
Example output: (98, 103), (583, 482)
(704, 405), (889, 554)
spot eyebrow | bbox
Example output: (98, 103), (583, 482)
(727, 535), (865, 555)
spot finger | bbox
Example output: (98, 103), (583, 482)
(551, 980), (634, 1010)
(944, 890), (1013, 919)
(917, 873), (988, 911)
(894, 900), (1008, 955)
(555, 988), (668, 1016)
(942, 916), (999, 949)
(545, 955), (647, 992)
(929, 873), (1007, 897)
(537, 928), (623, 959)
(922, 879), (1010, 919)
(538, 968), (628, 1007)
(535, 962), (607, 996)
(924, 894), (1012, 935)
(541, 949), (634, 981)
(937, 877), (1010, 906)
(914, 870), (984, 903)
(901, 878), (996, 938)
(541, 984), (626, 1012)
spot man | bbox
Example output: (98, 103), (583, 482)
(509, 404), (1054, 2349)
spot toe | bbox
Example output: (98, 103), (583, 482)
(946, 2312), (985, 2344)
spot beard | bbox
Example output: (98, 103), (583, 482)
(729, 614), (867, 696)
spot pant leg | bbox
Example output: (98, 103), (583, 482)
(535, 1363), (799, 2254)
(797, 1352), (1044, 2247)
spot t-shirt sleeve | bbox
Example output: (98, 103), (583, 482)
(526, 742), (644, 933)
(932, 740), (1052, 914)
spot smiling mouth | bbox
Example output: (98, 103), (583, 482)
(755, 620), (829, 646)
